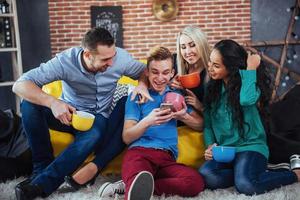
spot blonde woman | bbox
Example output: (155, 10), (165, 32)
(171, 25), (210, 113)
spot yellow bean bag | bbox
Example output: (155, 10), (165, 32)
(177, 126), (205, 169)
(44, 77), (205, 175)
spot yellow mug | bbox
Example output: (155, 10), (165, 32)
(71, 111), (95, 131)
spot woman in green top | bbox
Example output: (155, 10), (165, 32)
(199, 39), (300, 195)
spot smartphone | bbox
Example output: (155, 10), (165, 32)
(160, 103), (174, 111)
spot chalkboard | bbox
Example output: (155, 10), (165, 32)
(252, 0), (300, 96)
(91, 6), (123, 48)
(17, 0), (51, 71)
(251, 0), (295, 41)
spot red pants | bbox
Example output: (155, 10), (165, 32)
(122, 147), (205, 199)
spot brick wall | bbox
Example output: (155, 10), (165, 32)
(48, 0), (251, 59)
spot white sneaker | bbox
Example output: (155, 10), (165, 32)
(290, 154), (300, 170)
(128, 171), (154, 200)
(98, 180), (125, 199)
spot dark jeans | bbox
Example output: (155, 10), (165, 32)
(91, 96), (126, 169)
(21, 97), (126, 195)
(0, 149), (32, 182)
(199, 151), (298, 195)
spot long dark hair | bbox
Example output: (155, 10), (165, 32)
(205, 39), (272, 136)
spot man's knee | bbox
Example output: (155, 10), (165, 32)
(83, 130), (102, 143)
(78, 128), (103, 148)
(186, 174), (205, 196)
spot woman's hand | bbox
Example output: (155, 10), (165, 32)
(185, 89), (204, 112)
(247, 52), (261, 70)
(204, 143), (217, 161)
(169, 75), (184, 90)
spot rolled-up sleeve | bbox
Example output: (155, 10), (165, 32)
(17, 56), (64, 88)
(239, 70), (260, 106)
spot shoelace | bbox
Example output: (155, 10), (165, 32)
(114, 183), (125, 194)
(114, 188), (123, 194)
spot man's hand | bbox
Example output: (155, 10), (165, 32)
(131, 84), (153, 104)
(172, 102), (187, 120)
(204, 143), (217, 161)
(185, 89), (204, 112)
(247, 52), (261, 70)
(143, 108), (173, 126)
(50, 99), (76, 125)
(169, 75), (183, 89)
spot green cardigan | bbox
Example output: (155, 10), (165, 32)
(204, 70), (269, 159)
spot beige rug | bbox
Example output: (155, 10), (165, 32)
(1, 176), (299, 200)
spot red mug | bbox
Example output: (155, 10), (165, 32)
(179, 72), (201, 89)
(163, 92), (185, 112)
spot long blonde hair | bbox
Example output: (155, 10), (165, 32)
(176, 25), (210, 75)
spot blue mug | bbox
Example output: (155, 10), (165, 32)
(212, 146), (236, 163)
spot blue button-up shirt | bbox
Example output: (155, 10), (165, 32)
(17, 47), (146, 118)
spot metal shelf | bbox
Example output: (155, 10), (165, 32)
(0, 81), (15, 87)
(0, 47), (17, 52)
(0, 13), (14, 17)
(0, 0), (22, 113)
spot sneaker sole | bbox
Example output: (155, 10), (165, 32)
(128, 171), (154, 200)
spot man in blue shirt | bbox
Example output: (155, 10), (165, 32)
(103, 46), (205, 200)
(12, 27), (148, 200)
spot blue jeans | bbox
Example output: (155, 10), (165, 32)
(91, 96), (126, 169)
(199, 151), (297, 195)
(21, 98), (126, 195)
